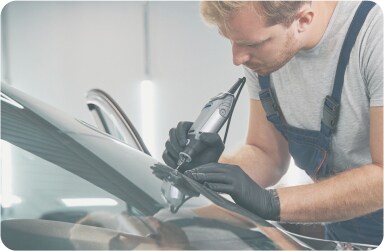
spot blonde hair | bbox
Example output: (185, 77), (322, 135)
(200, 1), (311, 29)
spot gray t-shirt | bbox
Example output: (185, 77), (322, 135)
(246, 1), (383, 174)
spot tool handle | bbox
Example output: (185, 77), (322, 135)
(188, 93), (234, 137)
(179, 78), (245, 164)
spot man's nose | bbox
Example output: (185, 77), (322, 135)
(232, 44), (250, 66)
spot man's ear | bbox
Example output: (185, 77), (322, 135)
(296, 7), (314, 32)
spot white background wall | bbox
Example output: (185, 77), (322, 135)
(1, 1), (311, 187)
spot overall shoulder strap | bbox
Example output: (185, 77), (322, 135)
(322, 1), (376, 133)
(258, 75), (285, 121)
(258, 75), (270, 90)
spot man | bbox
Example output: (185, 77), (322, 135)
(162, 1), (383, 245)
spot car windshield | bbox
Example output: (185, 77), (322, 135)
(0, 85), (311, 250)
(1, 86), (211, 218)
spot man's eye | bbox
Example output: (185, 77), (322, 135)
(247, 43), (262, 48)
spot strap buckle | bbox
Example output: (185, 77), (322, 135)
(322, 95), (340, 131)
(259, 88), (280, 117)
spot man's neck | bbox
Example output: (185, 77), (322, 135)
(305, 1), (338, 49)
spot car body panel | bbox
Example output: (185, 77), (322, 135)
(85, 88), (151, 155)
(1, 84), (376, 250)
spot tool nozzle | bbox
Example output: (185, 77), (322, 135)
(227, 77), (246, 94)
(176, 152), (192, 170)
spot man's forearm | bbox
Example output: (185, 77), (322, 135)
(219, 144), (289, 188)
(278, 164), (383, 222)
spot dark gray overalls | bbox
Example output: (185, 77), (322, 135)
(258, 1), (382, 246)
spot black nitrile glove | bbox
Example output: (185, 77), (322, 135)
(162, 121), (224, 173)
(184, 163), (280, 221)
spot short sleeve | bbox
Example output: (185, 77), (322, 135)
(361, 5), (383, 107)
(244, 66), (261, 100)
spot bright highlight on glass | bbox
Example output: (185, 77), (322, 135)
(1, 93), (24, 109)
(140, 79), (156, 156)
(61, 198), (118, 207)
(1, 141), (22, 208)
(0, 196), (22, 208)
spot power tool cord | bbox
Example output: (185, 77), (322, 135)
(223, 78), (246, 144)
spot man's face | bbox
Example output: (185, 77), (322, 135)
(221, 7), (302, 76)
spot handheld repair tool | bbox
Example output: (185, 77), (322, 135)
(176, 77), (246, 170)
(160, 77), (246, 213)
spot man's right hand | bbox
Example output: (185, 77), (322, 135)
(162, 121), (225, 173)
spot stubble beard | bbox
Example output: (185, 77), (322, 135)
(257, 30), (299, 76)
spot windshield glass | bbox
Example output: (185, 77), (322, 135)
(1, 140), (128, 220)
(1, 93), (212, 219)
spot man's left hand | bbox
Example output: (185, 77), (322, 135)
(185, 163), (281, 221)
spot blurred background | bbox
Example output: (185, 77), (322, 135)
(1, 1), (312, 187)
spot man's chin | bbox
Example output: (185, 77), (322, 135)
(251, 63), (287, 76)
(244, 64), (278, 76)
(252, 68), (274, 76)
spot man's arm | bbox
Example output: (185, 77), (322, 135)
(278, 107), (383, 222)
(220, 99), (290, 188)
